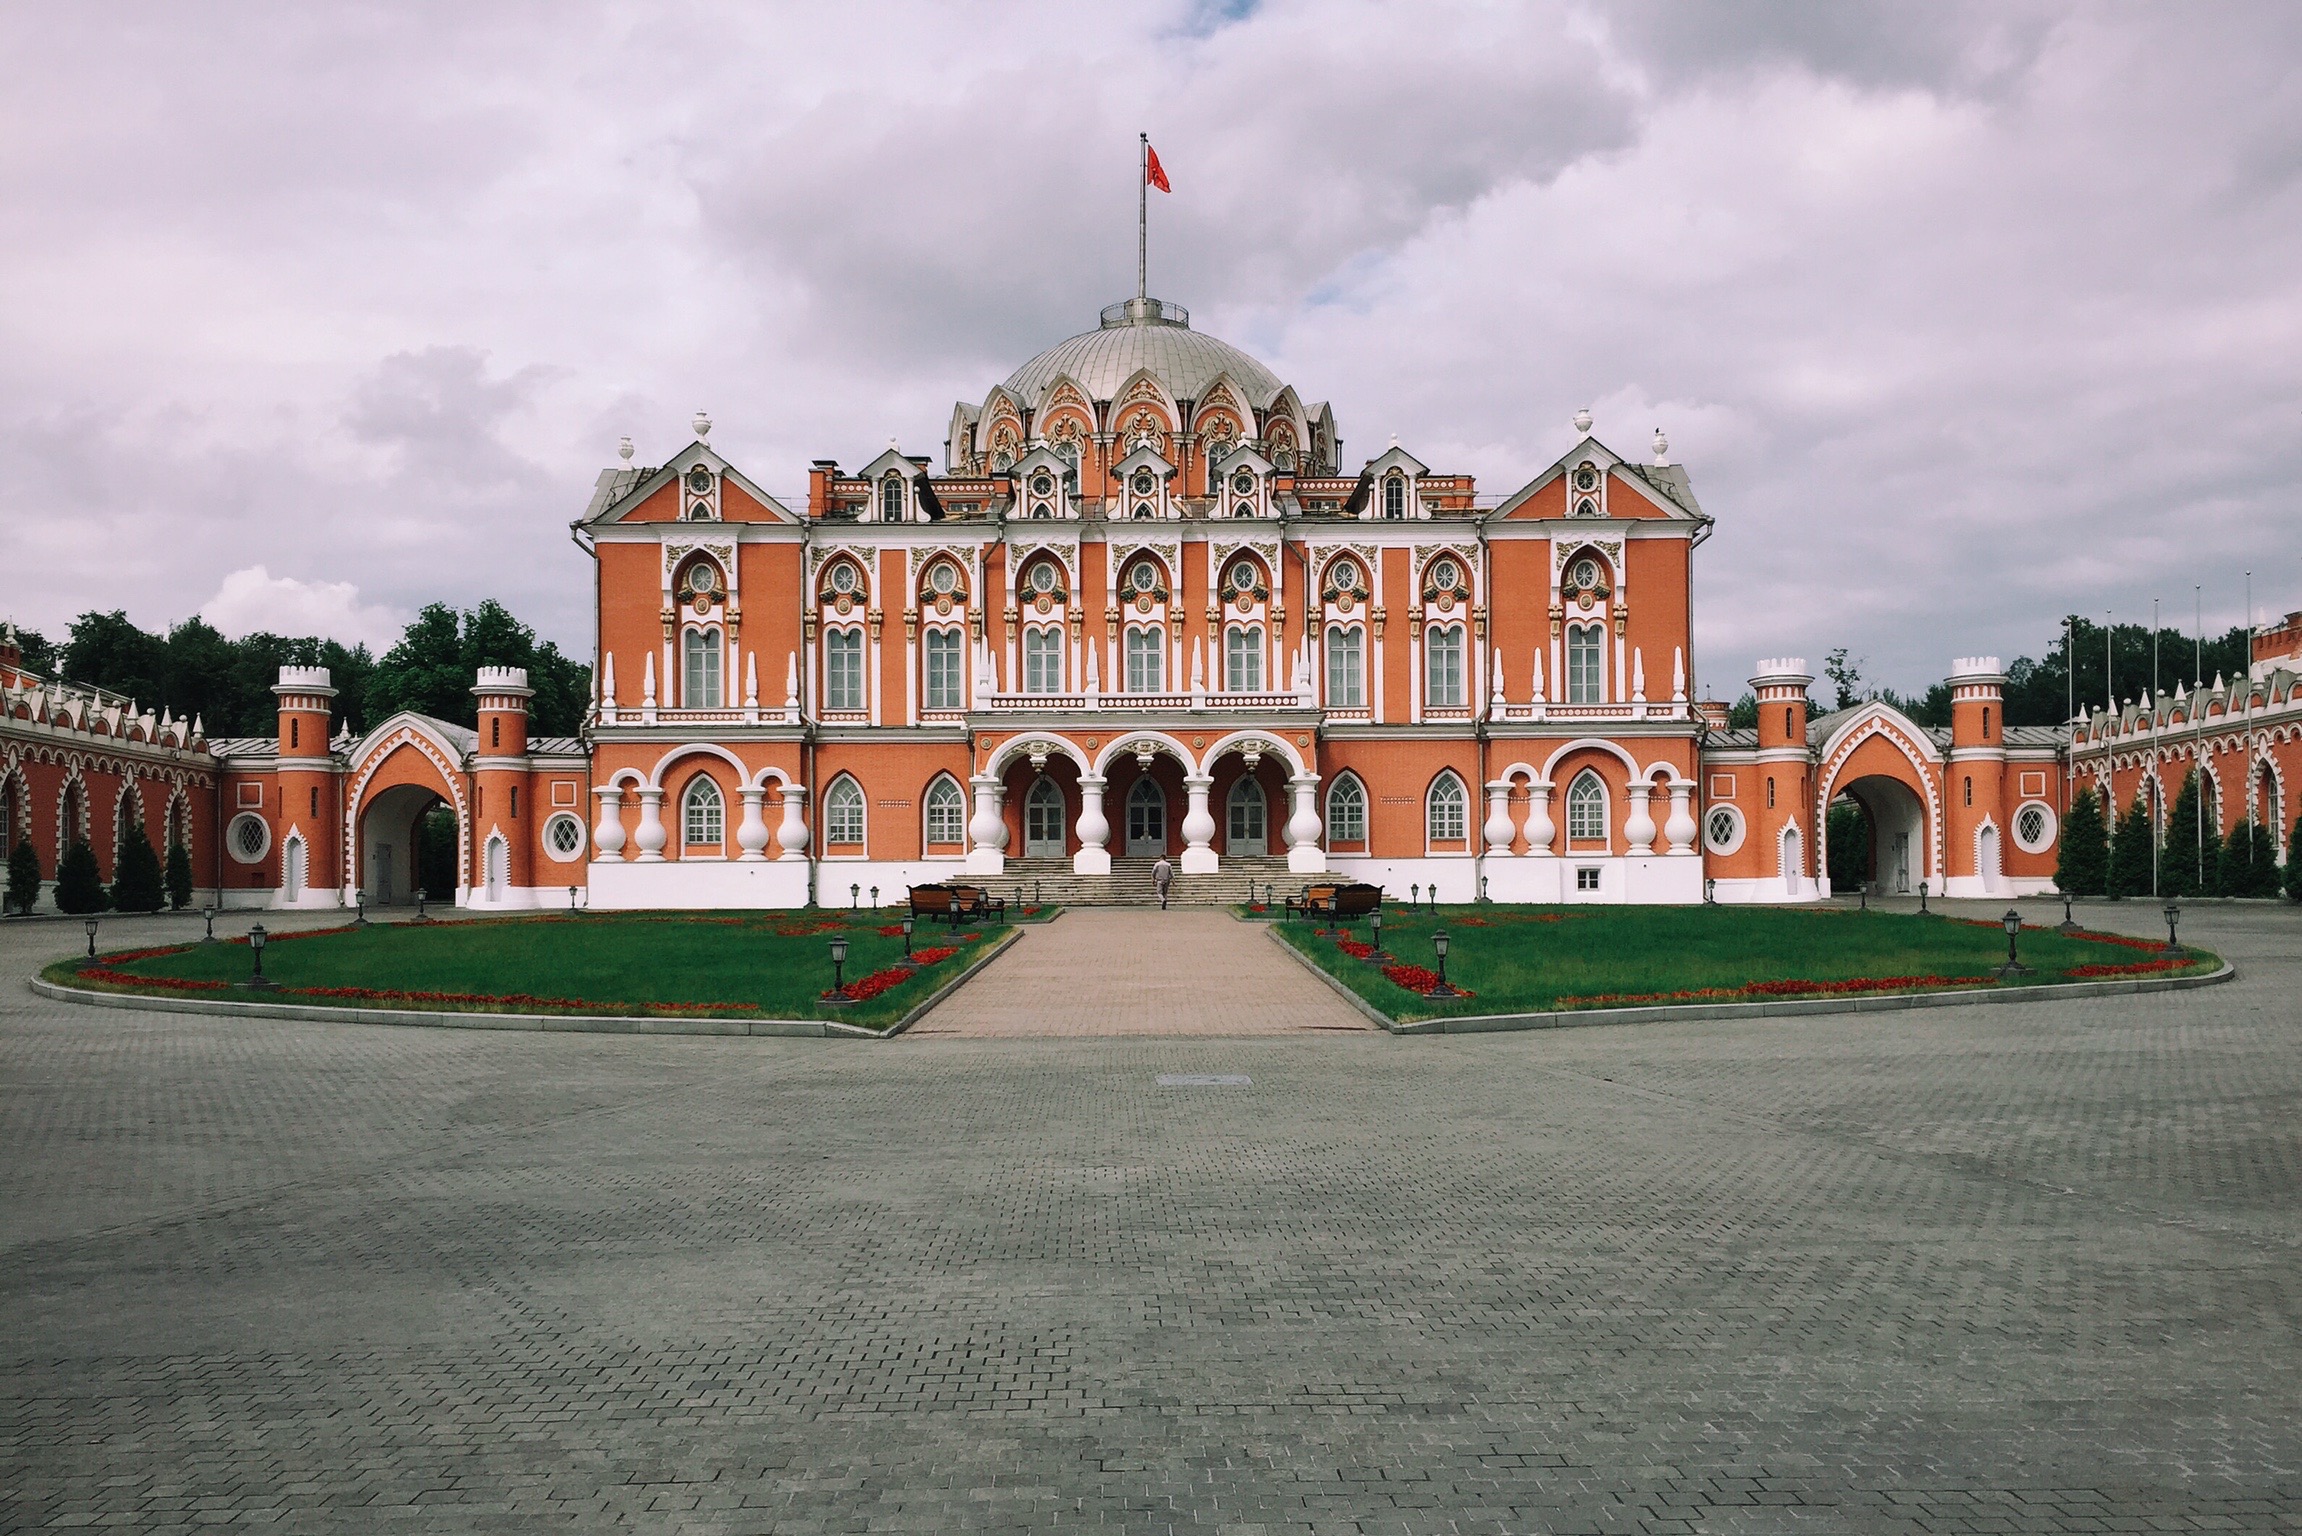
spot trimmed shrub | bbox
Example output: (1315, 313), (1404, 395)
(2251, 823), (2286, 898)
(2055, 786), (2107, 897)
(165, 837), (194, 911)
(6, 838), (39, 915)
(2159, 772), (2209, 899)
(111, 828), (164, 913)
(2106, 798), (2155, 899)
(2290, 818), (2302, 901)
(53, 838), (107, 914)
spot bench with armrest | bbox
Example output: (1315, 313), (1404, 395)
(1284, 882), (1382, 920)
(907, 883), (1006, 927)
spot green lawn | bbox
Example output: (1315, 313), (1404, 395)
(53, 909), (1035, 1028)
(1277, 904), (2217, 1022)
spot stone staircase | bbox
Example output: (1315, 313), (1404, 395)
(980, 855), (1299, 908)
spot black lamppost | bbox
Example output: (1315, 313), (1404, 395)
(414, 888), (428, 922)
(825, 935), (853, 1003)
(1365, 909), (1386, 964)
(1034, 879), (1043, 906)
(1997, 908), (2030, 978)
(2058, 889), (2081, 935)
(567, 885), (580, 917)
(871, 885), (880, 909)
(200, 904), (218, 944)
(901, 915), (914, 959)
(1917, 880), (1932, 917)
(2162, 899), (2183, 957)
(1426, 928), (1461, 997)
(1704, 877), (1716, 905)
(1858, 883), (1868, 913)
(245, 923), (276, 989)
(1410, 883), (1421, 909)
(850, 883), (860, 909)
(84, 918), (99, 958)
(353, 890), (369, 927)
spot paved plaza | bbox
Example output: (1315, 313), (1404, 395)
(3, 902), (2300, 1533)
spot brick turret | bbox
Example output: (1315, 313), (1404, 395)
(471, 666), (535, 905)
(271, 666), (340, 903)
(1747, 658), (1815, 893)
(1945, 656), (2009, 895)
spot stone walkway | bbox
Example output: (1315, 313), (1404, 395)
(913, 908), (1374, 1037)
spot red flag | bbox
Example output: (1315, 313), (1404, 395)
(1145, 144), (1171, 193)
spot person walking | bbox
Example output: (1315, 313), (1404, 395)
(1152, 855), (1173, 910)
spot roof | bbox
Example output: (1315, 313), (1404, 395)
(530, 736), (585, 756)
(207, 737), (277, 759)
(1001, 299), (1284, 406)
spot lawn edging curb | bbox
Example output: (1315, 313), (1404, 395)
(1261, 925), (2235, 1034)
(881, 925), (1023, 1037)
(28, 925), (1024, 1041)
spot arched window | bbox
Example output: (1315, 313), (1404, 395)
(825, 629), (864, 711)
(825, 777), (865, 847)
(1023, 627), (1063, 694)
(1567, 623), (1603, 704)
(1227, 777), (1267, 852)
(1427, 772), (1467, 843)
(924, 628), (963, 709)
(1225, 625), (1264, 691)
(1326, 774), (1367, 846)
(682, 778), (724, 848)
(1784, 705), (1794, 738)
(1382, 474), (1405, 519)
(1425, 624), (1464, 708)
(923, 776), (966, 846)
(1566, 769), (1607, 842)
(1125, 626), (1164, 693)
(1326, 625), (1363, 708)
(684, 628), (722, 708)
(881, 475), (904, 521)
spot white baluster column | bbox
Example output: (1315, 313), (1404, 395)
(632, 788), (667, 862)
(592, 787), (627, 861)
(966, 772), (1008, 874)
(1625, 781), (1657, 854)
(1483, 780), (1516, 856)
(775, 784), (810, 859)
(1285, 772), (1326, 874)
(1180, 773), (1219, 873)
(1525, 781), (1557, 856)
(736, 785), (771, 860)
(1073, 773), (1112, 875)
(1663, 778), (1699, 855)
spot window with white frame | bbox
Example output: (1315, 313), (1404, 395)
(683, 778), (723, 848)
(1567, 623), (1604, 704)
(1125, 626), (1163, 692)
(1225, 625), (1263, 691)
(825, 629), (864, 710)
(924, 629), (963, 709)
(1427, 772), (1467, 843)
(1326, 625), (1364, 707)
(2012, 801), (2056, 853)
(1566, 770), (1607, 842)
(1705, 804), (1743, 854)
(1382, 475), (1405, 519)
(683, 628), (722, 708)
(881, 475), (904, 521)
(1023, 627), (1064, 693)
(1327, 774), (1367, 844)
(543, 812), (586, 862)
(924, 776), (966, 845)
(1425, 624), (1464, 708)
(825, 777), (865, 846)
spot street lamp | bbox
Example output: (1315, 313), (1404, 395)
(901, 915), (914, 959)
(2057, 889), (2081, 935)
(1858, 883), (1868, 913)
(1410, 883), (1421, 909)
(2162, 899), (2183, 957)
(200, 904), (218, 944)
(245, 923), (276, 989)
(1365, 909), (1385, 963)
(1917, 880), (1932, 917)
(1704, 877), (1716, 905)
(568, 885), (580, 917)
(1426, 928), (1461, 997)
(84, 918), (99, 958)
(825, 934), (853, 1003)
(414, 888), (428, 922)
(850, 882), (860, 909)
(353, 890), (368, 927)
(1997, 908), (2030, 978)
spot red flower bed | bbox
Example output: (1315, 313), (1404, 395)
(878, 924), (907, 937)
(102, 944), (195, 964)
(78, 966), (230, 993)
(911, 945), (958, 966)
(1558, 973), (1997, 1009)
(828, 965), (915, 1002)
(1335, 937), (1374, 959)
(1380, 962), (1467, 996)
(2062, 957), (2193, 978)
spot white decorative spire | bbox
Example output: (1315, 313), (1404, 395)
(1573, 406), (1592, 435)
(641, 650), (656, 708)
(1084, 639), (1100, 693)
(1652, 427), (1669, 465)
(1530, 649), (1546, 703)
(1191, 635), (1206, 691)
(743, 651), (758, 707)
(601, 652), (616, 704)
(1672, 646), (1687, 701)
(784, 651), (799, 706)
(692, 411), (712, 441)
(1632, 648), (1647, 703)
(1491, 653), (1506, 704)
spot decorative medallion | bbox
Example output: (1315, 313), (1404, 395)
(1035, 594), (1053, 615)
(1435, 594), (1455, 615)
(1193, 736), (1205, 749)
(1336, 593), (1356, 614)
(1135, 595), (1154, 615)
(1234, 592), (1254, 613)
(935, 596), (953, 617)
(1295, 735), (1310, 748)
(691, 593), (712, 615)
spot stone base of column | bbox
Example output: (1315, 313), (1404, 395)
(965, 849), (1006, 875)
(1181, 847), (1219, 874)
(1072, 847), (1111, 875)
(1286, 845), (1327, 874)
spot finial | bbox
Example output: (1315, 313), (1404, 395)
(1573, 407), (1592, 434)
(692, 411), (712, 441)
(617, 435), (634, 465)
(1652, 427), (1669, 464)
(889, 436), (900, 451)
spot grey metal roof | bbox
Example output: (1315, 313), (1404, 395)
(530, 736), (585, 756)
(206, 737), (277, 758)
(1000, 300), (1285, 406)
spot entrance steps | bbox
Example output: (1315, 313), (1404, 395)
(981, 855), (1298, 908)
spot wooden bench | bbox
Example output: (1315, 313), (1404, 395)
(907, 882), (1007, 927)
(1285, 882), (1382, 920)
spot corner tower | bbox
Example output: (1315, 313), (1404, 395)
(272, 666), (340, 904)
(471, 666), (535, 905)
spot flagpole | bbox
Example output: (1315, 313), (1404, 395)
(1138, 132), (1148, 303)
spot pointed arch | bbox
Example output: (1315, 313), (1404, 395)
(680, 773), (725, 852)
(1325, 771), (1368, 849)
(922, 772), (967, 851)
(822, 772), (866, 852)
(1426, 769), (1469, 848)
(1565, 767), (1609, 845)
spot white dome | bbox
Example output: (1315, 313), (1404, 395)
(1000, 298), (1284, 406)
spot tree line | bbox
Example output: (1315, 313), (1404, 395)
(2052, 779), (2298, 902)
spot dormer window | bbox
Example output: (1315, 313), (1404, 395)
(687, 466), (713, 494)
(1231, 469), (1255, 496)
(880, 475), (904, 521)
(1382, 475), (1405, 519)
(1574, 462), (1598, 492)
(1132, 469), (1156, 497)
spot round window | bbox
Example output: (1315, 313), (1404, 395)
(1574, 463), (1597, 492)
(829, 564), (856, 594)
(1029, 563), (1056, 594)
(227, 812), (270, 864)
(929, 563), (957, 595)
(1230, 563), (1257, 593)
(544, 813), (587, 862)
(1129, 562), (1156, 593)
(1132, 469), (1156, 496)
(1232, 470), (1255, 496)
(688, 563), (717, 594)
(1331, 562), (1357, 592)
(1032, 472), (1054, 497)
(1706, 807), (1742, 852)
(2013, 801), (2057, 853)
(1571, 558), (1598, 589)
(687, 467), (713, 494)
(1431, 559), (1458, 590)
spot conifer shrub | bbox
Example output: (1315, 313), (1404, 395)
(6, 838), (39, 916)
(2106, 798), (2156, 899)
(2055, 786), (2107, 897)
(111, 828), (164, 913)
(53, 838), (107, 914)
(165, 837), (194, 910)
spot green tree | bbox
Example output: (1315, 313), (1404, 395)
(165, 834), (194, 910)
(2289, 819), (2302, 901)
(62, 610), (168, 705)
(2158, 772), (2210, 898)
(2056, 785), (2108, 897)
(110, 828), (164, 913)
(1822, 648), (1864, 711)
(1726, 692), (1758, 729)
(53, 838), (107, 914)
(8, 625), (59, 676)
(1826, 796), (1870, 892)
(6, 838), (39, 915)
(2252, 823), (2286, 898)
(2106, 797), (2155, 900)
(367, 600), (590, 736)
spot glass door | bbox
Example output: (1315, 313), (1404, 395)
(1024, 778), (1066, 858)
(1126, 778), (1166, 856)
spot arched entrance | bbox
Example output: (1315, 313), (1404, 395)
(1835, 775), (1926, 894)
(1125, 776), (1167, 856)
(1023, 776), (1067, 858)
(1226, 777), (1267, 855)
(359, 782), (458, 905)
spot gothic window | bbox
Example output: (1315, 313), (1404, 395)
(1426, 624), (1464, 708)
(924, 628), (963, 709)
(924, 775), (966, 846)
(1427, 772), (1467, 843)
(825, 628), (865, 711)
(825, 777), (865, 846)
(1326, 625), (1364, 708)
(1126, 626), (1164, 693)
(1567, 623), (1603, 704)
(1226, 625), (1264, 692)
(1383, 474), (1405, 519)
(1326, 774), (1367, 845)
(1566, 770), (1607, 842)
(881, 475), (904, 522)
(683, 628), (722, 708)
(1024, 627), (1064, 694)
(682, 778), (723, 848)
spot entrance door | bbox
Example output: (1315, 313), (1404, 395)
(486, 835), (508, 902)
(284, 836), (306, 902)
(1227, 778), (1267, 855)
(1126, 778), (1166, 856)
(1024, 778), (1066, 858)
(1978, 824), (2001, 894)
(1892, 832), (1910, 894)
(374, 842), (394, 905)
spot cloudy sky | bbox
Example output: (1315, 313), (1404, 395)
(4, 1), (2298, 697)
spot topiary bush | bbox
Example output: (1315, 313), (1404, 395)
(53, 838), (107, 914)
(6, 838), (39, 915)
(2289, 818), (2302, 901)
(165, 837), (194, 911)
(2056, 786), (2107, 897)
(2107, 797), (2155, 899)
(111, 828), (164, 913)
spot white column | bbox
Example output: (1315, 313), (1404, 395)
(1073, 773), (1111, 875)
(1525, 781), (1556, 856)
(1664, 778), (1699, 855)
(1180, 773), (1218, 873)
(966, 772), (1008, 874)
(1483, 780), (1516, 856)
(736, 786), (771, 860)
(775, 784), (810, 860)
(591, 787), (627, 861)
(1625, 781), (1656, 853)
(1285, 772), (1326, 873)
(632, 788), (667, 862)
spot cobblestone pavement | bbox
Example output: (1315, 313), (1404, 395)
(3, 899), (2299, 1532)
(916, 909), (1372, 1037)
